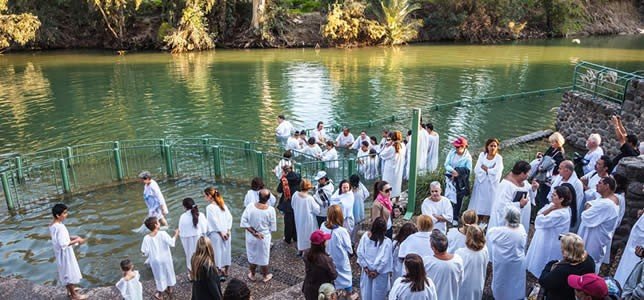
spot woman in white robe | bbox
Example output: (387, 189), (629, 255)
(454, 226), (489, 300)
(330, 180), (355, 234)
(140, 171), (169, 225)
(244, 177), (277, 207)
(320, 205), (354, 291)
(447, 210), (478, 253)
(389, 253), (438, 300)
(204, 187), (233, 277)
(426, 125), (440, 173)
(312, 122), (327, 144)
(615, 213), (644, 286)
(468, 139), (503, 221)
(420, 181), (453, 234)
(525, 186), (572, 277)
(291, 180), (320, 252)
(351, 176), (370, 226)
(240, 192), (277, 282)
(178, 198), (208, 271)
(380, 131), (405, 198)
(487, 207), (527, 300)
(320, 141), (339, 168)
(141, 219), (179, 295)
(49, 204), (86, 299)
(391, 223), (419, 285)
(398, 215), (435, 263)
(357, 217), (393, 300)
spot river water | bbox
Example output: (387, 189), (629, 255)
(0, 35), (643, 286)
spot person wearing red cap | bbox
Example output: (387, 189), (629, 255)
(302, 230), (337, 300)
(568, 273), (609, 300)
(444, 136), (472, 225)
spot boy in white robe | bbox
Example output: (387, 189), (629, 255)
(141, 217), (179, 298)
(240, 189), (277, 282)
(424, 230), (464, 300)
(49, 203), (87, 300)
(357, 217), (393, 300)
(115, 259), (142, 300)
(420, 181), (453, 234)
(364, 149), (380, 181)
(356, 141), (371, 175)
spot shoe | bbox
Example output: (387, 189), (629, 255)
(220, 275), (227, 282)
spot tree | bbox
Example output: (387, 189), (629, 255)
(375, 0), (422, 45)
(0, 0), (40, 52)
(86, 0), (142, 47)
(164, 0), (216, 53)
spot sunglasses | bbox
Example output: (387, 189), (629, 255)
(384, 188), (392, 193)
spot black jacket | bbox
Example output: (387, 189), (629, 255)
(538, 255), (595, 300)
(277, 171), (301, 213)
(191, 264), (222, 300)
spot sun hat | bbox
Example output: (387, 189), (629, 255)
(310, 230), (331, 245)
(452, 136), (468, 148)
(567, 274), (608, 298)
(314, 171), (327, 181)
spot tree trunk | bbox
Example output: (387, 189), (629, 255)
(251, 0), (266, 30)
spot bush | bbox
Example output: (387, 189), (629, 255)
(374, 0), (422, 45)
(164, 1), (215, 53)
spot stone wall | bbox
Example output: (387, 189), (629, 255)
(556, 79), (644, 157)
(612, 156), (644, 253)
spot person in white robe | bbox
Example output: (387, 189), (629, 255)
(49, 204), (87, 299)
(489, 160), (538, 231)
(141, 217), (179, 296)
(381, 131), (405, 198)
(446, 210), (478, 254)
(331, 180), (355, 234)
(468, 139), (503, 221)
(352, 131), (371, 150)
(244, 177), (277, 207)
(314, 171), (335, 226)
(398, 215), (435, 264)
(275, 115), (294, 138)
(389, 253), (438, 300)
(391, 223), (419, 285)
(425, 123), (440, 173)
(582, 133), (604, 176)
(487, 206), (527, 300)
(356, 141), (371, 175)
(404, 131), (413, 181)
(357, 217), (393, 300)
(204, 187), (233, 277)
(320, 205), (354, 292)
(525, 186), (572, 277)
(320, 141), (339, 168)
(350, 175), (370, 226)
(115, 259), (143, 300)
(420, 181), (453, 234)
(580, 155), (611, 204)
(615, 211), (644, 286)
(302, 137), (323, 158)
(364, 149), (380, 181)
(240, 189), (277, 282)
(291, 180), (321, 252)
(178, 198), (208, 272)
(424, 230), (464, 300)
(335, 128), (355, 149)
(140, 171), (169, 226)
(454, 226), (489, 300)
(273, 151), (293, 180)
(312, 121), (327, 145)
(286, 132), (302, 156)
(418, 125), (430, 172)
(546, 160), (584, 231)
(577, 176), (619, 272)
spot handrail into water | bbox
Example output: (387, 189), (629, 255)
(572, 61), (643, 105)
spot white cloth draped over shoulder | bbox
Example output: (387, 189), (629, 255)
(141, 231), (177, 292)
(426, 133), (439, 173)
(240, 204), (277, 266)
(243, 189), (277, 207)
(388, 277), (438, 300)
(577, 197), (619, 272)
(357, 233), (393, 300)
(420, 196), (453, 234)
(178, 211), (208, 270)
(424, 255), (464, 300)
(320, 223), (353, 289)
(454, 247), (489, 300)
(302, 144), (322, 158)
(291, 192), (320, 251)
(330, 190), (355, 233)
(115, 271), (143, 300)
(446, 228), (466, 254)
(381, 143), (406, 198)
(615, 214), (644, 286)
(489, 179), (534, 231)
(49, 222), (82, 286)
(525, 204), (571, 277)
(321, 147), (339, 168)
(398, 231), (434, 263)
(468, 152), (503, 216)
(487, 225), (527, 300)
(206, 203), (233, 268)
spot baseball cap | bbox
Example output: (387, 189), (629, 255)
(568, 274), (608, 298)
(452, 137), (468, 148)
(314, 171), (327, 181)
(310, 230), (331, 245)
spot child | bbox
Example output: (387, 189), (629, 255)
(319, 205), (354, 298)
(141, 216), (179, 300)
(115, 259), (142, 300)
(50, 203), (87, 300)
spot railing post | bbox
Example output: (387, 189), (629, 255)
(244, 142), (252, 157)
(295, 162), (302, 177)
(15, 156), (24, 184)
(58, 159), (71, 194)
(211, 146), (222, 177)
(113, 141), (124, 181)
(391, 115), (396, 122)
(65, 146), (73, 168)
(1, 172), (15, 210)
(164, 144), (174, 177)
(202, 138), (209, 158)
(159, 139), (166, 160)
(405, 108), (421, 220)
(347, 158), (356, 177)
(255, 151), (265, 179)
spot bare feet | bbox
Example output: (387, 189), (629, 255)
(262, 273), (273, 283)
(247, 272), (256, 281)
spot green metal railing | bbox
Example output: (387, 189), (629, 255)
(572, 61), (643, 104)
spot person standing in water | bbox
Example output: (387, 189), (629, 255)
(139, 171), (169, 226)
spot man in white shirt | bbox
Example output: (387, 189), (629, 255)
(581, 155), (611, 203)
(351, 130), (370, 150)
(582, 133), (604, 176)
(335, 127), (355, 149)
(424, 230), (464, 300)
(275, 115), (293, 138)
(547, 160), (584, 230)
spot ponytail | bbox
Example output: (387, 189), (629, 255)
(204, 186), (225, 211)
(182, 197), (199, 228)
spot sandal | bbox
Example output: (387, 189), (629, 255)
(247, 272), (256, 281)
(262, 273), (273, 283)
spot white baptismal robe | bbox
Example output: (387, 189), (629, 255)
(330, 190), (355, 233)
(291, 192), (320, 251)
(391, 242), (404, 284)
(275, 120), (293, 138)
(398, 231), (434, 263)
(240, 204), (277, 266)
(336, 133), (355, 148)
(206, 203), (233, 268)
(381, 143), (406, 197)
(446, 228), (466, 254)
(302, 144), (322, 158)
(388, 277), (438, 300)
(614, 214), (644, 286)
(144, 180), (167, 219)
(418, 129), (430, 172)
(178, 211), (208, 270)
(487, 225), (527, 300)
(420, 196), (453, 234)
(243, 189), (277, 207)
(525, 204), (571, 277)
(321, 147), (339, 168)
(49, 222), (82, 285)
(489, 179), (534, 231)
(426, 133), (439, 173)
(424, 255), (464, 300)
(578, 197), (619, 271)
(352, 183), (370, 224)
(141, 231), (177, 291)
(115, 271), (143, 300)
(357, 233), (393, 300)
(320, 223), (353, 289)
(468, 152), (503, 216)
(454, 247), (489, 300)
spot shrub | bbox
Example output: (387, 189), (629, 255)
(164, 0), (216, 53)
(374, 0), (423, 45)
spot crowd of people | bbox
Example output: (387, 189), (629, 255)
(47, 114), (644, 300)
